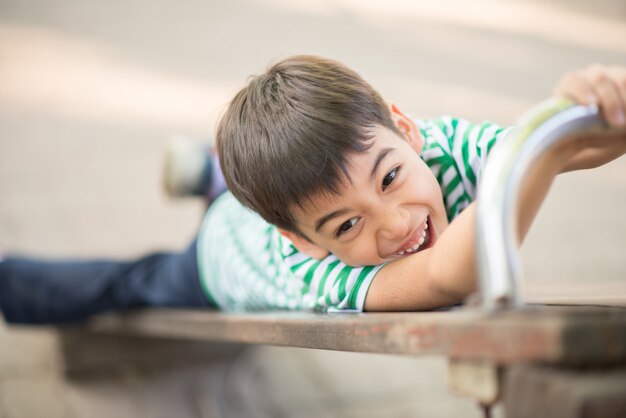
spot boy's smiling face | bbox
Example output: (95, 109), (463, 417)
(280, 108), (450, 267)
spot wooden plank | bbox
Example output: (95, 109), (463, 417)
(504, 364), (626, 418)
(74, 305), (626, 365)
(81, 306), (626, 364)
(59, 329), (245, 378)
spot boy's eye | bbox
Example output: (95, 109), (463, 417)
(382, 167), (400, 190)
(335, 217), (358, 237)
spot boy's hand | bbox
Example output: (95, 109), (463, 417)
(554, 64), (626, 127)
(553, 65), (626, 172)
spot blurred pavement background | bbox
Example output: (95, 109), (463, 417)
(1, 0), (625, 417)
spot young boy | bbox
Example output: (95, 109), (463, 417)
(1, 56), (624, 324)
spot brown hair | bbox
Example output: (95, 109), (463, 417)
(217, 55), (401, 234)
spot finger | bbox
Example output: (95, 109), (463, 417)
(554, 69), (598, 105)
(585, 65), (625, 127)
(607, 66), (626, 126)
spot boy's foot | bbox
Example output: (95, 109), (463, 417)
(162, 138), (213, 198)
(162, 138), (228, 201)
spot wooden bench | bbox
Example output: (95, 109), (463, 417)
(72, 100), (626, 418)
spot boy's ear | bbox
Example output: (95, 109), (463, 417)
(277, 228), (330, 260)
(387, 102), (423, 153)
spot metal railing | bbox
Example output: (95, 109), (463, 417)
(476, 98), (611, 312)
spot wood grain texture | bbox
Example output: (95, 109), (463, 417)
(74, 305), (626, 366)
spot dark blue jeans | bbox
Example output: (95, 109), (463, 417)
(0, 240), (214, 325)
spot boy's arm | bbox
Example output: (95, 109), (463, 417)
(364, 146), (566, 311)
(364, 65), (626, 312)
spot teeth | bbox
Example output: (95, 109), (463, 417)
(395, 219), (431, 256)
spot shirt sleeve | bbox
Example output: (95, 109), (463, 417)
(419, 116), (514, 220)
(279, 236), (384, 313)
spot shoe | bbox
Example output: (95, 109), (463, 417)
(162, 138), (213, 198)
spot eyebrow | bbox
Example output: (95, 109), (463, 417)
(314, 208), (351, 233)
(371, 147), (395, 180)
(314, 147), (396, 233)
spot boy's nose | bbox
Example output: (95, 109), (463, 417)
(378, 208), (411, 241)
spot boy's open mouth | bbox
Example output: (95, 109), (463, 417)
(393, 217), (433, 257)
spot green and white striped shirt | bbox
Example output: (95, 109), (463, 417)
(197, 117), (512, 312)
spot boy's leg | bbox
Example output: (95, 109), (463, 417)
(0, 240), (213, 325)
